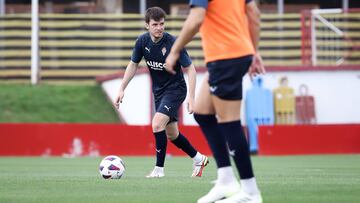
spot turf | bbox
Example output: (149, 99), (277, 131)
(0, 84), (119, 122)
(0, 155), (359, 203)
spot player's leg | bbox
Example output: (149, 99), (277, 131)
(146, 112), (170, 178)
(166, 122), (197, 159)
(195, 73), (239, 203)
(210, 57), (261, 203)
(194, 73), (231, 168)
(166, 122), (208, 177)
(212, 97), (261, 196)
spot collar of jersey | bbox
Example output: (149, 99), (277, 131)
(149, 32), (166, 45)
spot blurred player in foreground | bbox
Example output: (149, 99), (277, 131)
(166, 0), (265, 202)
(114, 7), (208, 178)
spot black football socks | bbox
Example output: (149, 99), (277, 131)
(171, 133), (197, 158)
(154, 130), (167, 167)
(194, 113), (231, 168)
(218, 120), (254, 179)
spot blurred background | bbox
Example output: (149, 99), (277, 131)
(0, 0), (359, 156)
(0, 2), (359, 203)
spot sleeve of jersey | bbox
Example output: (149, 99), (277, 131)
(179, 49), (192, 68)
(131, 37), (143, 63)
(189, 0), (208, 9)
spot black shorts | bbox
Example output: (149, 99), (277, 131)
(155, 91), (186, 123)
(207, 55), (252, 100)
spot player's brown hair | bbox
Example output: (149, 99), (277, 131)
(145, 7), (166, 23)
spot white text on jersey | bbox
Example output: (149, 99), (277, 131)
(146, 61), (166, 71)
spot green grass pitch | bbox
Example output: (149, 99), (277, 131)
(0, 155), (359, 203)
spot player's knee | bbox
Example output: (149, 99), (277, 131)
(166, 131), (178, 140)
(152, 122), (166, 132)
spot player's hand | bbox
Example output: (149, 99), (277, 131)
(165, 51), (179, 75)
(186, 97), (195, 114)
(114, 90), (124, 109)
(248, 53), (266, 80)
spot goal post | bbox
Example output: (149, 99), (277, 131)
(301, 8), (360, 66)
(31, 0), (40, 85)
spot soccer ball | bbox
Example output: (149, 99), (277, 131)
(99, 155), (125, 179)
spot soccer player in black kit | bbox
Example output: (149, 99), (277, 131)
(114, 7), (208, 178)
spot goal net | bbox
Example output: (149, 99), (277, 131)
(301, 9), (360, 66)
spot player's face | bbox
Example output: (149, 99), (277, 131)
(146, 18), (165, 39)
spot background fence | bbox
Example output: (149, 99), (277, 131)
(0, 13), (305, 82)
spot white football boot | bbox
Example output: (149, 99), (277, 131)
(215, 190), (263, 203)
(192, 155), (209, 177)
(145, 166), (165, 178)
(197, 181), (240, 203)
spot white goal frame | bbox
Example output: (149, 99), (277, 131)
(311, 9), (345, 66)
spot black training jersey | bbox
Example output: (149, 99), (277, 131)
(131, 32), (192, 97)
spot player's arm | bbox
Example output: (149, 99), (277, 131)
(119, 61), (139, 91)
(247, 0), (261, 52)
(165, 6), (206, 74)
(185, 63), (196, 114)
(246, 0), (266, 78)
(115, 36), (143, 108)
(114, 61), (139, 108)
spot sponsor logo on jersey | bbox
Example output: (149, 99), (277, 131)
(145, 47), (150, 53)
(146, 60), (166, 71)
